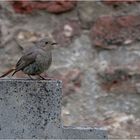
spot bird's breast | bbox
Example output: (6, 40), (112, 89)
(23, 50), (52, 75)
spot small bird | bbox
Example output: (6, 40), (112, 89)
(0, 37), (57, 79)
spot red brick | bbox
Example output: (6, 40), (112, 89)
(103, 0), (138, 5)
(45, 1), (77, 14)
(11, 0), (33, 14)
(90, 15), (140, 49)
(11, 0), (77, 14)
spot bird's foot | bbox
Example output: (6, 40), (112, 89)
(38, 74), (54, 80)
(38, 75), (46, 80)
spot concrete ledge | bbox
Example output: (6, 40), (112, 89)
(0, 79), (107, 139)
(62, 126), (107, 139)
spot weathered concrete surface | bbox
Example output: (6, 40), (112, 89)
(46, 125), (107, 139)
(0, 79), (107, 139)
(61, 126), (107, 139)
(0, 79), (62, 139)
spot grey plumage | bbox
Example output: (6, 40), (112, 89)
(12, 38), (56, 78)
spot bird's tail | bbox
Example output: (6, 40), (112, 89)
(0, 68), (15, 78)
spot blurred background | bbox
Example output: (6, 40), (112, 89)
(0, 0), (140, 138)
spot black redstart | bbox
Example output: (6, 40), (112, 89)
(0, 37), (57, 79)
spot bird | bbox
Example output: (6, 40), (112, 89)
(0, 37), (57, 79)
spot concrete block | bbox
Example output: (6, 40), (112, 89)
(0, 79), (107, 139)
(62, 126), (107, 139)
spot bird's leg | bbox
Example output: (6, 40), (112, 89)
(38, 74), (53, 80)
(28, 74), (34, 79)
(38, 74), (46, 80)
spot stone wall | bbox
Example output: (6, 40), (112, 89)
(0, 1), (140, 138)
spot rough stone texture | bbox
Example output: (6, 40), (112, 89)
(52, 20), (82, 47)
(11, 1), (77, 14)
(77, 1), (140, 29)
(77, 1), (112, 29)
(90, 15), (140, 49)
(95, 45), (140, 94)
(0, 79), (107, 139)
(0, 1), (140, 139)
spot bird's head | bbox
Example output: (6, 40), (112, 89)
(36, 37), (57, 50)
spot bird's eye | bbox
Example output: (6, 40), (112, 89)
(45, 41), (48, 44)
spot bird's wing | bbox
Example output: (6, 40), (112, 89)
(15, 51), (37, 72)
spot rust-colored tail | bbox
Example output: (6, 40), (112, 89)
(0, 69), (15, 78)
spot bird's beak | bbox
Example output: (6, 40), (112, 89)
(51, 42), (58, 45)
